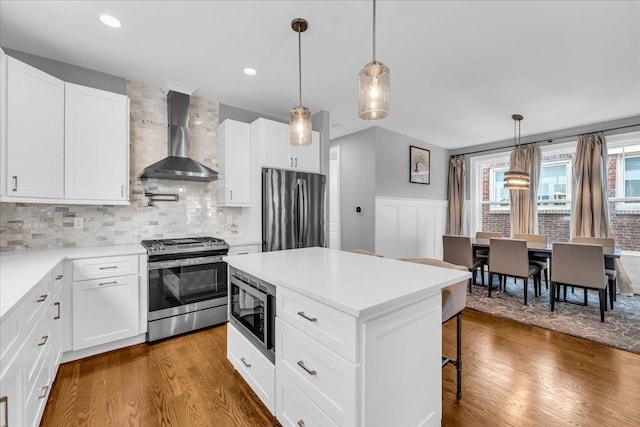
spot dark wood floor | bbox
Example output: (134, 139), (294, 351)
(42, 309), (640, 426)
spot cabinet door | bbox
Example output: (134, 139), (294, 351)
(0, 363), (22, 427)
(4, 56), (64, 199)
(64, 83), (129, 202)
(292, 130), (320, 173)
(218, 120), (251, 206)
(50, 287), (63, 374)
(261, 120), (292, 170)
(72, 274), (139, 351)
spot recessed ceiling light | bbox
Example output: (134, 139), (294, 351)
(99, 14), (122, 28)
(243, 67), (257, 76)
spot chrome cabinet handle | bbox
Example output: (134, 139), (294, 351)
(56, 274), (63, 280)
(230, 190), (233, 200)
(297, 311), (317, 322)
(290, 157), (294, 167)
(297, 420), (305, 427)
(99, 281), (118, 286)
(0, 395), (8, 427)
(295, 157), (298, 167)
(121, 184), (124, 197)
(37, 294), (48, 303)
(297, 360), (317, 376)
(99, 266), (118, 270)
(38, 385), (49, 399)
(38, 335), (49, 346)
(54, 302), (61, 320)
(12, 176), (17, 192)
(240, 357), (251, 368)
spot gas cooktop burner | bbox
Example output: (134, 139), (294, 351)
(141, 236), (229, 255)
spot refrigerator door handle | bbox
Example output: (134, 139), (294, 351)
(301, 179), (309, 247)
(295, 179), (303, 247)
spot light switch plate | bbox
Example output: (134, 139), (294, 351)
(74, 217), (84, 229)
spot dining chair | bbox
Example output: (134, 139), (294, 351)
(399, 257), (469, 398)
(488, 238), (541, 305)
(342, 248), (383, 257)
(514, 233), (549, 290)
(550, 242), (608, 322)
(570, 236), (616, 307)
(442, 235), (485, 291)
(474, 232), (502, 275)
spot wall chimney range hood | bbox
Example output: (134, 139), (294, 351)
(139, 90), (219, 182)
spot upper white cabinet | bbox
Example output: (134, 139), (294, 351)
(252, 118), (320, 173)
(64, 83), (129, 202)
(0, 50), (130, 205)
(218, 119), (251, 206)
(1, 52), (65, 199)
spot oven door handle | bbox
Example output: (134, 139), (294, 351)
(148, 255), (224, 270)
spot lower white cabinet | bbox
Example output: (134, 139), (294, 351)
(276, 372), (337, 427)
(227, 243), (261, 256)
(72, 274), (139, 351)
(0, 364), (21, 427)
(227, 323), (275, 415)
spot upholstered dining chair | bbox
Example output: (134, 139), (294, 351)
(488, 238), (541, 305)
(474, 231), (502, 275)
(399, 257), (469, 398)
(342, 248), (383, 257)
(570, 236), (616, 307)
(442, 235), (485, 291)
(550, 242), (608, 322)
(514, 233), (549, 290)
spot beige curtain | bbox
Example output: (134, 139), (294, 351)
(446, 155), (465, 235)
(509, 145), (542, 236)
(571, 133), (632, 295)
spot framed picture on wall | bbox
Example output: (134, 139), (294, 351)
(410, 145), (430, 184)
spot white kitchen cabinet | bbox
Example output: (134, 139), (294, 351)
(252, 118), (320, 173)
(218, 119), (251, 206)
(72, 273), (139, 351)
(64, 83), (129, 203)
(0, 362), (22, 427)
(0, 50), (65, 200)
(227, 243), (261, 256)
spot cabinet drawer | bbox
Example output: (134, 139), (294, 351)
(72, 274), (139, 350)
(24, 346), (52, 427)
(23, 273), (52, 334)
(277, 287), (357, 362)
(276, 371), (338, 427)
(227, 323), (275, 414)
(73, 254), (138, 281)
(51, 261), (65, 293)
(276, 318), (357, 426)
(22, 309), (51, 402)
(0, 308), (22, 373)
(227, 244), (260, 256)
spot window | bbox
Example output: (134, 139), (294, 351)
(609, 131), (640, 209)
(538, 161), (571, 209)
(624, 156), (640, 197)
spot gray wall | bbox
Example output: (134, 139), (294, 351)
(2, 47), (126, 94)
(374, 127), (449, 200)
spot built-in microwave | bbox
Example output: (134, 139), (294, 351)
(228, 267), (276, 363)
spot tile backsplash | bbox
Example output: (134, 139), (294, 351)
(0, 80), (243, 251)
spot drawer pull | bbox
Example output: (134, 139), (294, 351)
(38, 335), (49, 346)
(55, 274), (64, 280)
(99, 281), (118, 286)
(297, 421), (305, 427)
(0, 395), (8, 427)
(99, 265), (118, 270)
(54, 301), (61, 319)
(38, 385), (49, 399)
(12, 176), (17, 192)
(297, 311), (317, 322)
(237, 252), (249, 255)
(37, 294), (48, 303)
(240, 357), (251, 368)
(297, 360), (317, 376)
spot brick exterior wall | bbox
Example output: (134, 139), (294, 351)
(480, 153), (639, 251)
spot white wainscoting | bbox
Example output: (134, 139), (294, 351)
(375, 197), (448, 260)
(621, 251), (640, 294)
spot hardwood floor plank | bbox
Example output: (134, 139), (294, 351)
(42, 313), (640, 426)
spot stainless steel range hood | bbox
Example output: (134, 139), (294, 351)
(139, 90), (218, 182)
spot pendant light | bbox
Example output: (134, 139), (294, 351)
(290, 18), (312, 146)
(358, 0), (390, 120)
(504, 114), (530, 190)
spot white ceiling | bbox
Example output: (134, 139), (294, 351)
(1, 1), (639, 150)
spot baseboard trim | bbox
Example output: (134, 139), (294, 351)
(61, 333), (146, 363)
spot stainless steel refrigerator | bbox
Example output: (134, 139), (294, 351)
(262, 167), (326, 252)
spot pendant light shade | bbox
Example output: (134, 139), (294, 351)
(358, 0), (390, 120)
(290, 18), (312, 146)
(504, 114), (530, 190)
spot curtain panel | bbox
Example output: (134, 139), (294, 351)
(446, 155), (465, 235)
(509, 145), (542, 236)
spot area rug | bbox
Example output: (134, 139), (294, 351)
(465, 279), (640, 355)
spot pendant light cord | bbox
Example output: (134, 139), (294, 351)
(298, 29), (302, 107)
(372, 0), (377, 62)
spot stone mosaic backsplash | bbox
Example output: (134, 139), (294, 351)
(0, 80), (244, 251)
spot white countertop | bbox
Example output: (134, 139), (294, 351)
(224, 247), (471, 317)
(0, 244), (145, 320)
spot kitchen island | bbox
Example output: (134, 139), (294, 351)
(225, 247), (470, 427)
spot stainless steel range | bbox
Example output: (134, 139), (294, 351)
(141, 237), (229, 342)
